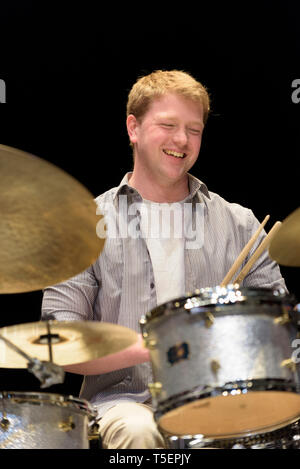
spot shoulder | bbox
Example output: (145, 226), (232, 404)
(94, 174), (131, 208)
(189, 174), (255, 230)
(202, 189), (255, 231)
(94, 186), (119, 208)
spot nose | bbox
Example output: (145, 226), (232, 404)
(172, 127), (188, 147)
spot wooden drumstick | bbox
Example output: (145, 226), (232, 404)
(220, 215), (270, 287)
(233, 221), (282, 285)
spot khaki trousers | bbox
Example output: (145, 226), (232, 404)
(99, 401), (166, 449)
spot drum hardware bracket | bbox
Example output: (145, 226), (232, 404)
(281, 358), (297, 373)
(58, 416), (75, 432)
(27, 359), (65, 389)
(88, 422), (100, 441)
(0, 333), (65, 388)
(149, 382), (163, 398)
(167, 342), (189, 365)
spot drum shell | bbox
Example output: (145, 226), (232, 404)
(142, 293), (300, 405)
(0, 392), (95, 449)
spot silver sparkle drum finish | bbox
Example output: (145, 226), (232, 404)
(140, 286), (300, 439)
(0, 392), (97, 449)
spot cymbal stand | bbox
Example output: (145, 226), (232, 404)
(0, 332), (65, 388)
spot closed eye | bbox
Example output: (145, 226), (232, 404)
(160, 123), (175, 128)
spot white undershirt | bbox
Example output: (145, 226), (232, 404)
(139, 199), (189, 306)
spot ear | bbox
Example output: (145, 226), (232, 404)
(126, 114), (139, 145)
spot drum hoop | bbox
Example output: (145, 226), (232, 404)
(167, 416), (300, 449)
(155, 378), (300, 411)
(0, 391), (96, 417)
(143, 286), (295, 324)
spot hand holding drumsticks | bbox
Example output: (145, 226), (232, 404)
(220, 216), (282, 287)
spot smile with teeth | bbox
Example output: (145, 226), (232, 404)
(163, 149), (186, 158)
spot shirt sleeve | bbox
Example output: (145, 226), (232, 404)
(41, 264), (100, 322)
(242, 209), (288, 292)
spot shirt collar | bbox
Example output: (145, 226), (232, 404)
(187, 173), (210, 200)
(113, 172), (211, 202)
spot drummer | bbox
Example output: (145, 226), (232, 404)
(41, 69), (287, 449)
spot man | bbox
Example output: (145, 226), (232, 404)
(42, 70), (286, 449)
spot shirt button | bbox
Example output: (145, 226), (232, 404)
(150, 282), (155, 289)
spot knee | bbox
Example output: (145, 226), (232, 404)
(120, 413), (163, 447)
(101, 405), (165, 449)
(121, 412), (155, 436)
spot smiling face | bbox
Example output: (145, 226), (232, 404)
(127, 93), (204, 194)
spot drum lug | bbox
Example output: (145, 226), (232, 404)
(205, 312), (215, 328)
(281, 358), (297, 373)
(149, 382), (163, 398)
(274, 308), (290, 325)
(144, 338), (157, 350)
(58, 416), (75, 432)
(139, 316), (147, 326)
(211, 359), (221, 374)
(0, 412), (10, 431)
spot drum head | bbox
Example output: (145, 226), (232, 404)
(158, 391), (300, 438)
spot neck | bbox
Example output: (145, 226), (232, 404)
(128, 170), (190, 203)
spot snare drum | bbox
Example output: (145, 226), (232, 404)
(0, 391), (97, 449)
(140, 286), (300, 439)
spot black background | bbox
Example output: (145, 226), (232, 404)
(0, 1), (299, 396)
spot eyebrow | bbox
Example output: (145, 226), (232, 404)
(188, 121), (204, 129)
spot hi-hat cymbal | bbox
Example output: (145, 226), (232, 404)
(0, 145), (105, 293)
(269, 207), (300, 267)
(0, 321), (138, 368)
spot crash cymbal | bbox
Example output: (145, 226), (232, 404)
(269, 207), (300, 267)
(0, 320), (138, 368)
(0, 145), (104, 293)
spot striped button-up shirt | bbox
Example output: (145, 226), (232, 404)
(41, 173), (286, 417)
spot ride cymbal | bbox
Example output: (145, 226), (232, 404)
(269, 207), (300, 267)
(0, 145), (104, 293)
(0, 321), (138, 368)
